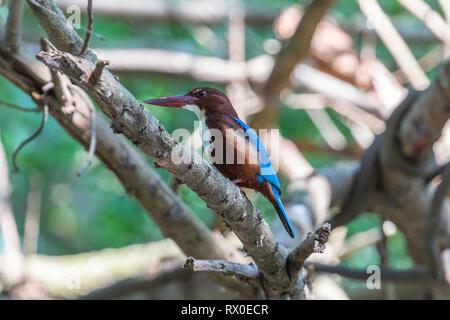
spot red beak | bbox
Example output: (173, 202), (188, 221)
(143, 95), (198, 108)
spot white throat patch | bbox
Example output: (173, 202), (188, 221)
(182, 104), (203, 119)
(182, 104), (210, 152)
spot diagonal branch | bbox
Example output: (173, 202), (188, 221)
(398, 0), (450, 44)
(358, 0), (429, 90)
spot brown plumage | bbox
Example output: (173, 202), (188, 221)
(144, 87), (295, 238)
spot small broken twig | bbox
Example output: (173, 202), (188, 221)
(183, 257), (259, 280)
(288, 223), (331, 277)
(170, 176), (183, 193)
(88, 60), (110, 85)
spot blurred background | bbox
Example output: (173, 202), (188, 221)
(0, 0), (449, 299)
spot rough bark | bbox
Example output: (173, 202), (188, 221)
(0, 44), (254, 298)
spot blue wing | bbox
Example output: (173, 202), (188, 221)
(229, 117), (281, 193)
(229, 117), (295, 237)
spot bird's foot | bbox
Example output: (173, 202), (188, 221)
(231, 179), (242, 185)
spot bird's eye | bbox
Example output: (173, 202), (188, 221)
(197, 90), (206, 97)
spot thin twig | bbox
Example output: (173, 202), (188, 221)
(307, 262), (427, 282)
(79, 26), (105, 41)
(68, 85), (97, 177)
(183, 257), (259, 280)
(12, 82), (53, 173)
(80, 0), (94, 56)
(0, 100), (42, 113)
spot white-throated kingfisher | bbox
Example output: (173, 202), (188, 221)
(144, 87), (295, 238)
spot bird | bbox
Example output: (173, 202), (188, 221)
(144, 87), (295, 238)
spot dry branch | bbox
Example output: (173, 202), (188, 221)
(183, 257), (259, 280)
(288, 223), (331, 277)
(309, 263), (427, 282)
(93, 48), (383, 120)
(358, 0), (430, 90)
(398, 0), (450, 44)
(80, 0), (93, 56)
(54, 0), (278, 25)
(0, 100), (42, 112)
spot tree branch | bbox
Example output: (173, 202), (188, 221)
(0, 99), (42, 112)
(183, 257), (259, 281)
(308, 262), (428, 282)
(398, 0), (450, 44)
(80, 0), (93, 56)
(54, 0), (279, 25)
(358, 0), (430, 90)
(288, 223), (331, 276)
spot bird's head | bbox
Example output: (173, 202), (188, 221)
(144, 87), (237, 119)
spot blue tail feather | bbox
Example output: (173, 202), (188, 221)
(271, 184), (295, 238)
